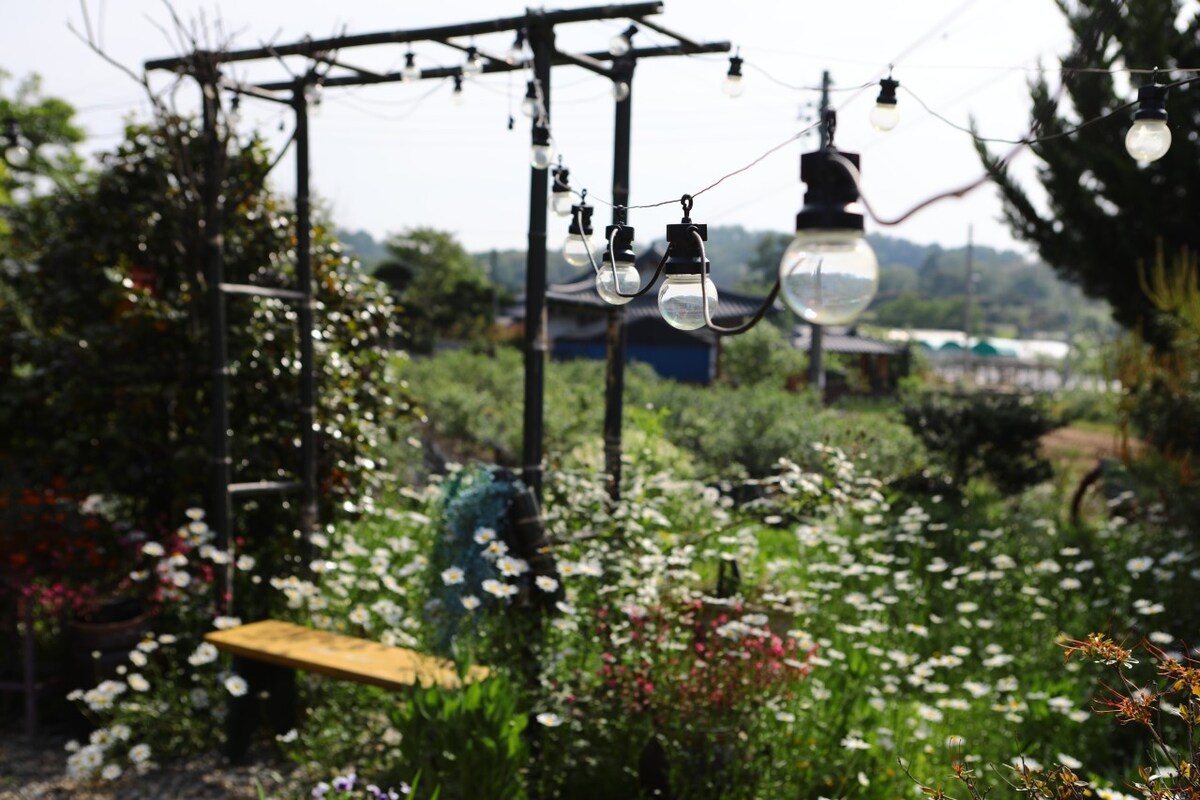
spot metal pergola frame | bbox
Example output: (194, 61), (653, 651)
(144, 5), (729, 604)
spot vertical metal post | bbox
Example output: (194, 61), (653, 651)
(294, 81), (319, 544)
(604, 57), (634, 502)
(201, 72), (234, 610)
(522, 15), (553, 501)
(808, 69), (832, 396)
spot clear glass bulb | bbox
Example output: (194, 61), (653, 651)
(1125, 118), (1171, 162)
(451, 88), (465, 107)
(722, 75), (744, 98)
(613, 81), (630, 102)
(563, 233), (596, 267)
(596, 259), (640, 305)
(779, 229), (879, 325)
(869, 102), (899, 132)
(5, 143), (30, 168)
(506, 45), (525, 65)
(462, 57), (483, 78)
(521, 96), (540, 118)
(530, 142), (554, 170)
(609, 34), (631, 57)
(401, 63), (421, 82)
(551, 190), (574, 216)
(658, 274), (718, 331)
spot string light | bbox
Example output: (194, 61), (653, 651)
(521, 80), (541, 118)
(451, 75), (465, 106)
(723, 54), (745, 98)
(608, 25), (638, 57)
(658, 198), (718, 330)
(551, 163), (573, 216)
(870, 75), (900, 132)
(401, 52), (421, 83)
(1126, 78), (1171, 162)
(613, 81), (631, 102)
(563, 200), (595, 267)
(597, 215), (639, 305)
(779, 130), (879, 325)
(530, 124), (554, 169)
(505, 30), (527, 65)
(462, 46), (484, 78)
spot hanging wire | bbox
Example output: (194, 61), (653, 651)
(328, 78), (449, 121)
(693, 229), (781, 335)
(572, 121), (821, 212)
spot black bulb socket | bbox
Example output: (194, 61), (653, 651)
(727, 55), (744, 78)
(552, 167), (570, 192)
(602, 225), (636, 266)
(532, 126), (552, 147)
(795, 149), (864, 232)
(1133, 83), (1168, 121)
(664, 222), (709, 276)
(876, 77), (899, 106)
(568, 204), (594, 236)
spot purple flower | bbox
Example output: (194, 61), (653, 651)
(332, 772), (357, 793)
(312, 782), (330, 798)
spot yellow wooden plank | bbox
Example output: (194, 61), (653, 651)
(204, 620), (488, 691)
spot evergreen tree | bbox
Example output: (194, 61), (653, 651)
(978, 0), (1199, 346)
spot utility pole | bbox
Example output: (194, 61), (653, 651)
(962, 223), (974, 384)
(807, 69), (831, 396)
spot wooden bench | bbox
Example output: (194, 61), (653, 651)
(205, 620), (489, 759)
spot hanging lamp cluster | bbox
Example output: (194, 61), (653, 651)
(720, 57), (1178, 163)
(556, 110), (880, 333)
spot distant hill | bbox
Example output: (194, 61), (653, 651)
(334, 226), (1114, 339)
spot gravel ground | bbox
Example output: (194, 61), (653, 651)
(0, 722), (300, 800)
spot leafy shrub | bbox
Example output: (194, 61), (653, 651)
(900, 390), (1062, 494)
(1113, 251), (1200, 532)
(0, 118), (403, 554)
(401, 347), (925, 484)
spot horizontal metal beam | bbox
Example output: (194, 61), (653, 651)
(145, 2), (664, 73)
(252, 41), (730, 92)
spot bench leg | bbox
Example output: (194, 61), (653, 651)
(225, 658), (296, 764)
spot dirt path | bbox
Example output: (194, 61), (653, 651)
(1040, 425), (1131, 462)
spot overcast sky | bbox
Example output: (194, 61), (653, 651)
(4, 1), (1078, 256)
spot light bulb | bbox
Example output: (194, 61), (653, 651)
(613, 81), (630, 102)
(609, 33), (631, 57)
(723, 54), (745, 98)
(597, 259), (640, 305)
(401, 54), (420, 82)
(1125, 118), (1171, 162)
(452, 85), (465, 107)
(531, 142), (554, 170)
(869, 102), (899, 132)
(778, 229), (879, 325)
(563, 233), (596, 267)
(551, 190), (573, 216)
(871, 77), (900, 132)
(521, 97), (540, 118)
(462, 50), (483, 78)
(4, 143), (30, 168)
(658, 275), (718, 331)
(506, 45), (525, 65)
